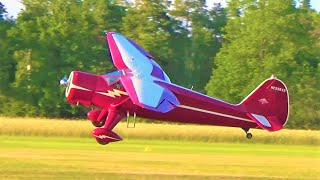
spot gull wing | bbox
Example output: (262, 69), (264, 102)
(106, 32), (179, 113)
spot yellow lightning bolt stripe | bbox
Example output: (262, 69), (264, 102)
(70, 84), (91, 91)
(66, 78), (127, 98)
(93, 134), (121, 141)
(96, 89), (128, 98)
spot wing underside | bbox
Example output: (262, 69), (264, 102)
(106, 32), (179, 113)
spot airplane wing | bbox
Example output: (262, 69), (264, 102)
(106, 32), (179, 113)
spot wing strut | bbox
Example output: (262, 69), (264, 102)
(126, 111), (136, 128)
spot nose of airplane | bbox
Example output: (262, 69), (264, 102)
(59, 76), (68, 86)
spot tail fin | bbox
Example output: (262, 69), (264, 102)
(241, 75), (289, 132)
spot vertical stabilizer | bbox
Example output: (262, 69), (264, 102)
(241, 76), (289, 131)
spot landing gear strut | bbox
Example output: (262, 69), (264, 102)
(242, 128), (253, 139)
(92, 107), (124, 145)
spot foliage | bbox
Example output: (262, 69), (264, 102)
(2, 0), (126, 117)
(0, 0), (318, 129)
(169, 1), (227, 90)
(205, 0), (320, 129)
(0, 2), (14, 88)
(121, 0), (174, 71)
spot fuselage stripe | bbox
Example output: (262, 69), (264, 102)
(68, 82), (127, 98)
(178, 105), (253, 122)
(70, 83), (91, 92)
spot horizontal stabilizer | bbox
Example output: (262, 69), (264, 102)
(247, 113), (283, 131)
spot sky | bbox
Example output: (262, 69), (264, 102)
(1, 0), (320, 19)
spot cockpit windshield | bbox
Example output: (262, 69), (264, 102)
(106, 77), (120, 85)
(102, 70), (124, 85)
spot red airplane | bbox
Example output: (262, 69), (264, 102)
(60, 32), (289, 145)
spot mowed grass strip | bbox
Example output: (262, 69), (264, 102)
(0, 117), (319, 145)
(0, 136), (319, 180)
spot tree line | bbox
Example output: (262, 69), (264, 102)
(0, 0), (319, 129)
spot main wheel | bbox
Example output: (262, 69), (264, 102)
(92, 119), (105, 127)
(95, 138), (109, 145)
(246, 133), (253, 139)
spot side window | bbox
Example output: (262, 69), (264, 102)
(109, 77), (119, 84)
(105, 77), (119, 85)
(103, 71), (124, 88)
(106, 77), (122, 89)
(112, 81), (122, 89)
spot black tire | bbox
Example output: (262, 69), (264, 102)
(92, 120), (105, 127)
(246, 133), (253, 139)
(95, 138), (109, 145)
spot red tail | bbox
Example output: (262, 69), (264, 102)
(241, 75), (289, 131)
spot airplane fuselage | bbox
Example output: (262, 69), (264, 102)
(66, 71), (257, 130)
(61, 32), (289, 145)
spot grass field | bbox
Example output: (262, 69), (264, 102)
(1, 136), (319, 180)
(0, 117), (319, 179)
(1, 117), (319, 145)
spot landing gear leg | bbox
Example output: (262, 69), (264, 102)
(242, 128), (253, 139)
(92, 107), (124, 145)
(103, 108), (123, 131)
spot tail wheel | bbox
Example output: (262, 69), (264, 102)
(242, 128), (253, 139)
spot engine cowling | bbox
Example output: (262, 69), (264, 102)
(65, 71), (98, 106)
(64, 70), (128, 109)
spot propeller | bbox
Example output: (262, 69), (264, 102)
(59, 76), (68, 86)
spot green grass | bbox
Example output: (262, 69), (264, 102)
(0, 117), (320, 145)
(0, 117), (319, 179)
(0, 136), (319, 180)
